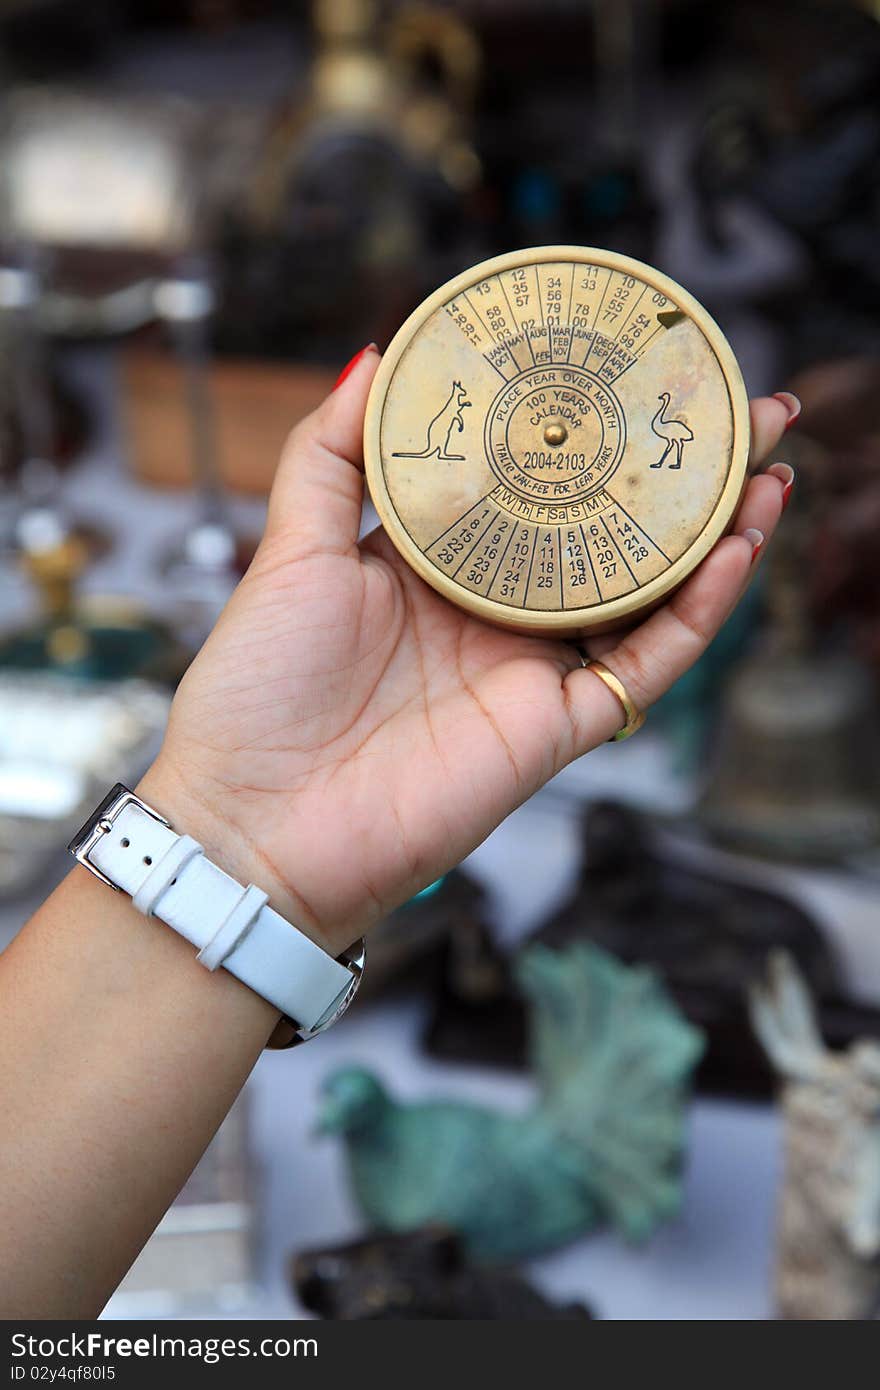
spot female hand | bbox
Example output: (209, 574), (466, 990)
(143, 347), (795, 954)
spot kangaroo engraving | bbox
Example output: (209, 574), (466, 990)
(393, 381), (471, 461)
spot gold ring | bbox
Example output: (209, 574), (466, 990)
(581, 657), (646, 742)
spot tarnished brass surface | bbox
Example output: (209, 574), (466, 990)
(364, 246), (750, 635)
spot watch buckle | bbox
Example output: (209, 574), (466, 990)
(68, 782), (172, 890)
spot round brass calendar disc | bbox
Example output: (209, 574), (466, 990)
(364, 246), (750, 635)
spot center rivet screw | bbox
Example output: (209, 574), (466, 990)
(543, 421), (568, 447)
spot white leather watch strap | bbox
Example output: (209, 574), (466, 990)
(69, 786), (363, 1041)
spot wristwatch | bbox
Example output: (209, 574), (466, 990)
(68, 784), (365, 1047)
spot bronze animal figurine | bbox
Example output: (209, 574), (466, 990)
(318, 942), (703, 1260)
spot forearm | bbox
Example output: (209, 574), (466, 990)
(0, 773), (282, 1318)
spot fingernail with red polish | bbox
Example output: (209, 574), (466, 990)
(333, 343), (378, 391)
(767, 461), (795, 510)
(773, 391), (801, 430)
(743, 527), (764, 563)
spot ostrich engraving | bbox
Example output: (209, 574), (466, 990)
(392, 381), (471, 461)
(650, 393), (694, 470)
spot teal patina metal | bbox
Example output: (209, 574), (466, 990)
(316, 942), (704, 1260)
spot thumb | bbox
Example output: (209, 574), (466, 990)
(265, 344), (380, 557)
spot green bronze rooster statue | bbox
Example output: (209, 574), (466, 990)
(316, 942), (704, 1260)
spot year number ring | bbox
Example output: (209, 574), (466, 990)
(363, 245), (750, 637)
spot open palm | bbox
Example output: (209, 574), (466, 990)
(147, 348), (792, 956)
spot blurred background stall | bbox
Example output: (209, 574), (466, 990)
(1, 0), (879, 1321)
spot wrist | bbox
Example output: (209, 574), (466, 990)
(70, 762), (364, 1048)
(135, 756), (338, 955)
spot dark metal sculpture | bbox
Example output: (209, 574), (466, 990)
(292, 1227), (593, 1320)
(426, 801), (880, 1097)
